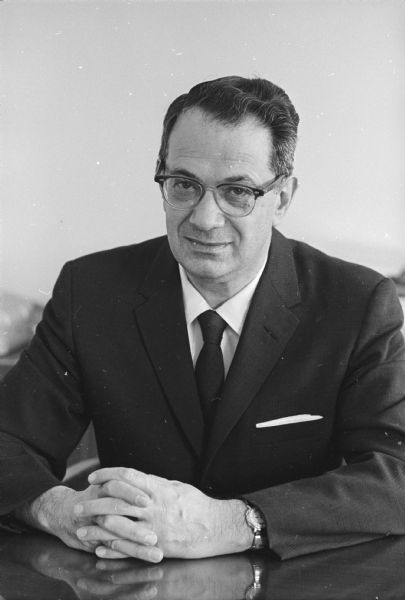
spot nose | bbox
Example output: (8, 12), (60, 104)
(188, 188), (226, 230)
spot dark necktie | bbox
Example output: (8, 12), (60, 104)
(195, 310), (227, 424)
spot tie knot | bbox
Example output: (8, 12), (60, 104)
(198, 310), (226, 345)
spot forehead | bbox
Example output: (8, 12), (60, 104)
(166, 108), (273, 177)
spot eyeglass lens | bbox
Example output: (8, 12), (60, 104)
(164, 177), (255, 216)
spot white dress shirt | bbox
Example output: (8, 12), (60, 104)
(179, 262), (266, 377)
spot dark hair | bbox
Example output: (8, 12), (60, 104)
(157, 75), (299, 177)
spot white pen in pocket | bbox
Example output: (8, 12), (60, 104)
(256, 414), (324, 428)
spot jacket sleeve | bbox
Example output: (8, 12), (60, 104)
(244, 277), (405, 558)
(0, 263), (90, 515)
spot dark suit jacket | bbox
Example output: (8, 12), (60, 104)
(1, 229), (405, 558)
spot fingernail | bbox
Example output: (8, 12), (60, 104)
(77, 528), (87, 538)
(96, 547), (107, 557)
(150, 548), (163, 563)
(74, 504), (84, 515)
(144, 533), (157, 545)
(88, 473), (96, 483)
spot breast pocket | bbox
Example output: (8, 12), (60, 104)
(252, 417), (327, 447)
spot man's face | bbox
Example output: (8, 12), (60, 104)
(163, 108), (292, 296)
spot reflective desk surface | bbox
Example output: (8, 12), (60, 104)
(1, 531), (405, 599)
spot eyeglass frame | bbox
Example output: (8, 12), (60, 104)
(154, 172), (287, 218)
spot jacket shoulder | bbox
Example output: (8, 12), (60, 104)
(52, 236), (172, 305)
(289, 237), (388, 299)
(283, 236), (403, 342)
(67, 236), (169, 283)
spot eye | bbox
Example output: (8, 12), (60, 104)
(223, 185), (253, 199)
(172, 178), (199, 192)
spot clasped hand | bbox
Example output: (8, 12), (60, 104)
(73, 467), (249, 563)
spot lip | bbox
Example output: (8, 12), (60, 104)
(185, 237), (230, 251)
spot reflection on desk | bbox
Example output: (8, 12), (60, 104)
(1, 531), (405, 599)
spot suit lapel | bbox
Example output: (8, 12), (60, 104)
(131, 231), (301, 467)
(132, 241), (204, 458)
(202, 229), (301, 474)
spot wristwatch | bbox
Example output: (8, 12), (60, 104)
(244, 502), (267, 550)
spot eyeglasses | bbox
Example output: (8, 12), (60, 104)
(154, 173), (286, 218)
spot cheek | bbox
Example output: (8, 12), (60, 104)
(165, 211), (181, 236)
(255, 204), (276, 235)
(165, 212), (190, 254)
(240, 214), (271, 244)
(235, 213), (273, 259)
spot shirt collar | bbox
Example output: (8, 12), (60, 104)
(179, 261), (266, 336)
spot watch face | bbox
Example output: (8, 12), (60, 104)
(246, 506), (265, 531)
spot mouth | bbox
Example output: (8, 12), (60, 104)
(185, 237), (230, 251)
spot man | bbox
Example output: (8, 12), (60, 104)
(1, 76), (405, 564)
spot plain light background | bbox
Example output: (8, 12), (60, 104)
(1, 0), (404, 304)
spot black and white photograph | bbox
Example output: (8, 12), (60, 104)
(1, 1), (405, 597)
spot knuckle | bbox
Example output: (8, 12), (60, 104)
(96, 515), (107, 528)
(110, 540), (119, 552)
(102, 480), (114, 495)
(115, 499), (130, 513)
(135, 494), (146, 506)
(120, 467), (133, 480)
(110, 540), (129, 557)
(103, 515), (114, 528)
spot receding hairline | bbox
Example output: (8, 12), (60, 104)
(171, 105), (271, 130)
(165, 106), (274, 163)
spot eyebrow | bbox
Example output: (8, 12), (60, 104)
(167, 167), (257, 186)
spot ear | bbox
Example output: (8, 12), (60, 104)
(272, 176), (298, 226)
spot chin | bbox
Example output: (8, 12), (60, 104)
(181, 257), (230, 282)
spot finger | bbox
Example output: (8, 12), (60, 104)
(95, 548), (129, 560)
(77, 524), (120, 544)
(66, 536), (99, 553)
(100, 479), (151, 507)
(74, 497), (145, 519)
(96, 541), (164, 563)
(77, 523), (157, 549)
(89, 467), (154, 492)
(95, 515), (158, 546)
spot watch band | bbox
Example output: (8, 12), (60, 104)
(244, 502), (267, 550)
